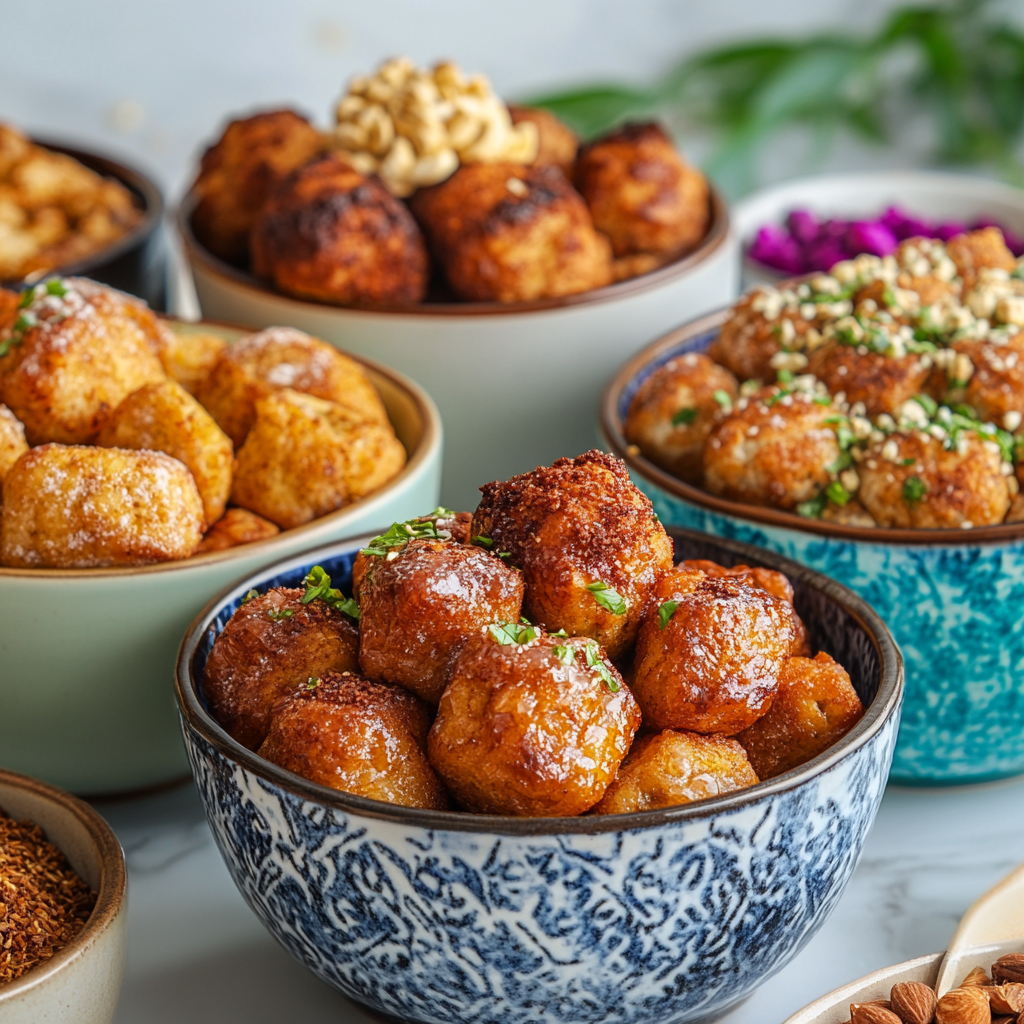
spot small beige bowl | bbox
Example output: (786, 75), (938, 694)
(0, 769), (127, 1024)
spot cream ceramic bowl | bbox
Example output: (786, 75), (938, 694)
(0, 319), (442, 796)
(0, 768), (127, 1024)
(178, 190), (738, 510)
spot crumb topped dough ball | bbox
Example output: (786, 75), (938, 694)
(947, 333), (1024, 425)
(624, 352), (739, 483)
(508, 105), (578, 177)
(156, 328), (226, 395)
(946, 227), (1017, 293)
(258, 671), (449, 810)
(230, 388), (406, 529)
(471, 450), (673, 659)
(197, 508), (279, 553)
(0, 279), (166, 445)
(857, 428), (1012, 528)
(703, 383), (841, 510)
(590, 730), (759, 815)
(573, 122), (709, 259)
(191, 109), (325, 264)
(0, 403), (28, 486)
(358, 535), (524, 704)
(204, 585), (360, 749)
(631, 566), (801, 734)
(411, 162), (612, 302)
(251, 154), (428, 307)
(0, 444), (203, 568)
(737, 652), (863, 779)
(97, 379), (233, 526)
(427, 629), (640, 816)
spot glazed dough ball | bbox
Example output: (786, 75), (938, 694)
(703, 384), (841, 510)
(0, 444), (203, 568)
(191, 109), (325, 264)
(230, 388), (406, 529)
(251, 154), (428, 307)
(590, 730), (759, 815)
(197, 508), (280, 553)
(358, 537), (524, 703)
(508, 105), (578, 177)
(0, 403), (28, 486)
(258, 671), (449, 810)
(411, 162), (612, 302)
(204, 586), (360, 749)
(857, 429), (1012, 528)
(573, 122), (709, 259)
(0, 279), (166, 445)
(428, 630), (640, 816)
(97, 379), (234, 526)
(623, 352), (739, 483)
(157, 327), (226, 395)
(737, 652), (863, 779)
(946, 227), (1017, 293)
(195, 326), (388, 448)
(471, 450), (673, 659)
(631, 567), (801, 734)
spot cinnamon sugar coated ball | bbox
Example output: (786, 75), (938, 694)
(156, 328), (226, 395)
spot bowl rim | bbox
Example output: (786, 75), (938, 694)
(601, 307), (1024, 547)
(0, 314), (442, 580)
(176, 183), (731, 318)
(0, 767), (126, 1005)
(1, 137), (164, 289)
(175, 524), (903, 837)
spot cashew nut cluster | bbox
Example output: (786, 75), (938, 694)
(330, 57), (539, 197)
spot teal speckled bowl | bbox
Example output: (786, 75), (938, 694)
(602, 309), (1024, 786)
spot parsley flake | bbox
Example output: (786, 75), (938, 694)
(583, 640), (620, 693)
(471, 535), (493, 548)
(300, 566), (360, 620)
(658, 600), (679, 630)
(825, 480), (851, 507)
(797, 494), (828, 519)
(241, 588), (260, 604)
(672, 407), (699, 426)
(586, 580), (627, 615)
(712, 389), (733, 410)
(552, 644), (575, 666)
(488, 622), (537, 645)
(266, 608), (294, 621)
(903, 475), (927, 503)
(359, 508), (457, 556)
(306, 677), (320, 689)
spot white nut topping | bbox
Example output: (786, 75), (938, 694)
(1004, 410), (1022, 431)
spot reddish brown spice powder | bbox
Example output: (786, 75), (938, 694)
(0, 806), (96, 985)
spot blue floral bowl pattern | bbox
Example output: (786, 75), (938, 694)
(176, 530), (901, 1024)
(602, 310), (1024, 786)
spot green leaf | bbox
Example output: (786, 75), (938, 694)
(913, 393), (939, 417)
(797, 494), (828, 519)
(241, 589), (260, 604)
(903, 475), (928, 503)
(583, 640), (620, 693)
(587, 580), (627, 616)
(552, 644), (575, 666)
(658, 600), (679, 630)
(713, 389), (733, 409)
(471, 535), (493, 548)
(266, 608), (294, 621)
(300, 566), (360, 620)
(672, 407), (699, 426)
(825, 480), (851, 506)
(306, 677), (320, 690)
(488, 622), (538, 646)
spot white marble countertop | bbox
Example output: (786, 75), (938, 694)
(95, 773), (1024, 1024)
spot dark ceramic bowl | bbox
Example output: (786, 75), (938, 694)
(176, 527), (902, 1024)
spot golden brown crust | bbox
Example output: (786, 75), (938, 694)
(0, 288), (17, 330)
(157, 328), (226, 395)
(0, 402), (28, 485)
(737, 652), (863, 779)
(471, 450), (673, 659)
(950, 333), (1024, 424)
(358, 537), (524, 703)
(590, 730), (758, 814)
(507, 105), (578, 177)
(427, 631), (640, 816)
(197, 507), (280, 552)
(204, 587), (360, 750)
(946, 227), (1016, 293)
(806, 342), (933, 417)
(573, 122), (709, 258)
(250, 154), (428, 307)
(411, 162), (612, 302)
(191, 109), (325, 264)
(624, 352), (738, 483)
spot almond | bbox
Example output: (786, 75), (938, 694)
(851, 1003), (902, 1024)
(891, 981), (938, 1024)
(935, 987), (990, 1024)
(988, 983), (1024, 1015)
(993, 955), (1024, 985)
(958, 967), (992, 988)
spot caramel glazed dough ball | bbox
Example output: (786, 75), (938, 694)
(470, 450), (674, 660)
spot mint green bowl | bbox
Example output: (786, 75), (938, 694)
(0, 320), (442, 796)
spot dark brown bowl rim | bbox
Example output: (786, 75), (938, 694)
(175, 525), (903, 837)
(0, 767), (126, 1004)
(1, 137), (164, 289)
(176, 184), (730, 317)
(0, 315), (442, 579)
(602, 308), (1024, 547)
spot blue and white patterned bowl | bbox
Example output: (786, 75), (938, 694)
(602, 310), (1024, 786)
(175, 528), (901, 1024)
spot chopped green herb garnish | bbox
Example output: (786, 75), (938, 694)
(825, 480), (851, 507)
(903, 475), (927, 503)
(359, 508), (457, 556)
(813, 395), (832, 405)
(520, 616), (531, 625)
(552, 644), (575, 666)
(797, 494), (828, 519)
(777, 368), (794, 383)
(471, 535), (493, 548)
(266, 608), (294, 621)
(45, 279), (68, 297)
(306, 677), (320, 690)
(583, 640), (620, 693)
(658, 600), (679, 630)
(497, 551), (511, 559)
(901, 457), (916, 466)
(586, 580), (627, 615)
(550, 628), (568, 637)
(712, 389), (733, 409)
(825, 452), (852, 475)
(241, 588), (260, 604)
(300, 566), (360, 620)
(488, 621), (537, 645)
(912, 393), (938, 417)
(671, 407), (699, 426)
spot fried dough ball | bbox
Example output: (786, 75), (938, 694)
(197, 508), (280, 553)
(574, 122), (709, 259)
(0, 279), (166, 445)
(737, 652), (863, 779)
(854, 270), (955, 317)
(0, 403), (27, 486)
(471, 450), (673, 659)
(947, 334), (1024, 425)
(194, 326), (388, 447)
(857, 429), (1012, 528)
(250, 154), (428, 307)
(508, 105), (578, 177)
(204, 586), (360, 749)
(703, 385), (841, 510)
(0, 444), (203, 568)
(427, 630), (640, 816)
(156, 327), (225, 395)
(258, 671), (448, 810)
(411, 162), (612, 302)
(946, 227), (1016, 293)
(358, 537), (524, 703)
(191, 109), (325, 264)
(590, 730), (759, 814)
(631, 567), (801, 734)
(97, 379), (233, 526)
(624, 352), (739, 483)
(230, 388), (406, 529)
